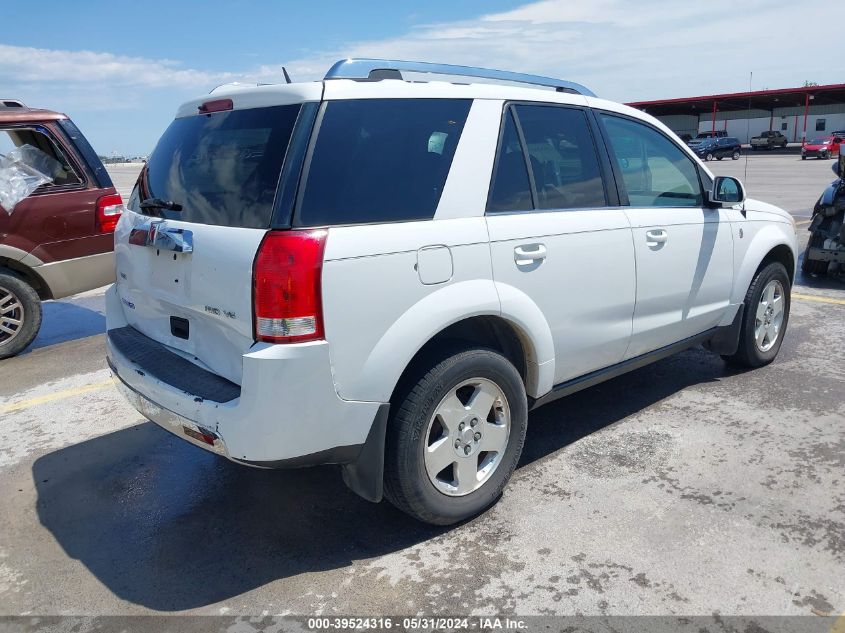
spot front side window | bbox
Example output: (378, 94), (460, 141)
(514, 105), (607, 210)
(0, 127), (82, 188)
(600, 114), (703, 208)
(297, 98), (471, 226)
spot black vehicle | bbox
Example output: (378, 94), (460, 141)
(690, 136), (742, 161)
(802, 158), (845, 276)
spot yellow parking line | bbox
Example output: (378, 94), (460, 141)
(1, 379), (113, 414)
(795, 219), (813, 226)
(792, 292), (845, 306)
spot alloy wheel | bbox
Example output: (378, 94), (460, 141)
(0, 285), (25, 346)
(755, 279), (785, 352)
(423, 377), (511, 497)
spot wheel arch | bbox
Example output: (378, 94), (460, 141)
(333, 277), (556, 405)
(732, 225), (797, 305)
(388, 313), (547, 407)
(0, 257), (52, 300)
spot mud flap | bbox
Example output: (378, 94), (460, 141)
(703, 305), (744, 356)
(341, 403), (389, 503)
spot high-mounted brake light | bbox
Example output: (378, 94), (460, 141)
(253, 230), (327, 344)
(96, 193), (124, 233)
(198, 99), (233, 114)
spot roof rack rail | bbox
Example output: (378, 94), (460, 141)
(0, 99), (26, 108)
(324, 59), (596, 97)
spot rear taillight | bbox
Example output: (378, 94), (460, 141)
(253, 230), (327, 344)
(96, 193), (124, 233)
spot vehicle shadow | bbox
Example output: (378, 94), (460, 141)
(28, 301), (105, 351)
(33, 347), (732, 611)
(796, 269), (845, 290)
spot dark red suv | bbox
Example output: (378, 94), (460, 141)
(0, 99), (121, 358)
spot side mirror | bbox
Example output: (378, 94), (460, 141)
(708, 176), (746, 207)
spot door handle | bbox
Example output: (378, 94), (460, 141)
(645, 229), (668, 248)
(514, 243), (547, 266)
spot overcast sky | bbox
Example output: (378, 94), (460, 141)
(2, 0), (842, 155)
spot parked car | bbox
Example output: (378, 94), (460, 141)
(801, 135), (842, 160)
(0, 100), (122, 358)
(106, 59), (797, 525)
(690, 136), (742, 161)
(750, 130), (789, 150)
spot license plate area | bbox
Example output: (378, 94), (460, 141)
(147, 248), (191, 296)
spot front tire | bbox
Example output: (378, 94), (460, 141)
(384, 348), (528, 525)
(722, 262), (790, 368)
(705, 152), (714, 162)
(0, 270), (42, 359)
(732, 150), (741, 160)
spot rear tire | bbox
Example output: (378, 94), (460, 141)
(384, 348), (527, 525)
(722, 262), (790, 368)
(0, 270), (42, 359)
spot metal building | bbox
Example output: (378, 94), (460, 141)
(627, 84), (845, 144)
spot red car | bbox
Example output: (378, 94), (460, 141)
(802, 135), (842, 160)
(0, 100), (121, 358)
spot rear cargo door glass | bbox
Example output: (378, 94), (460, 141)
(296, 98), (471, 226)
(140, 104), (301, 228)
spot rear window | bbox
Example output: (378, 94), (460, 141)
(296, 99), (471, 227)
(139, 104), (301, 228)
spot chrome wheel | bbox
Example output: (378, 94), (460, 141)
(755, 279), (785, 352)
(423, 377), (510, 497)
(0, 285), (25, 346)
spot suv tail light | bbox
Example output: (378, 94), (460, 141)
(253, 230), (327, 343)
(96, 193), (124, 233)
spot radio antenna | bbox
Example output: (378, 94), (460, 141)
(743, 71), (752, 214)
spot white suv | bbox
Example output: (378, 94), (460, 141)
(107, 59), (797, 525)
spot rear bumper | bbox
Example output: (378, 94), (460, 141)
(109, 363), (230, 458)
(105, 284), (384, 466)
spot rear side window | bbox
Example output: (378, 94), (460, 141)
(296, 99), (471, 227)
(487, 109), (532, 213)
(0, 127), (82, 187)
(139, 104), (301, 228)
(514, 104), (606, 210)
(600, 114), (703, 208)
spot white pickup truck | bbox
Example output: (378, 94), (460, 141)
(106, 59), (798, 525)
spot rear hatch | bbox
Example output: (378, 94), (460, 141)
(113, 87), (319, 384)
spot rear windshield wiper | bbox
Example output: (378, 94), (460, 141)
(139, 197), (183, 212)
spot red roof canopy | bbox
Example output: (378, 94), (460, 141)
(627, 83), (845, 116)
